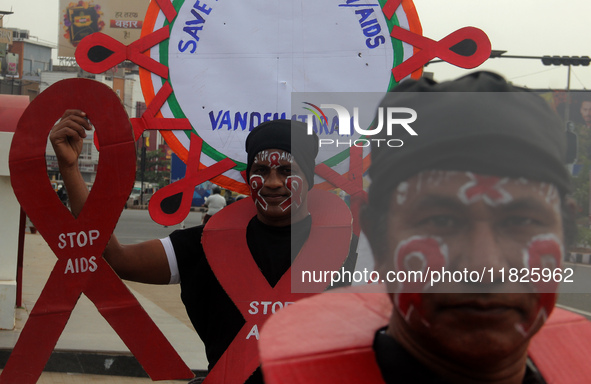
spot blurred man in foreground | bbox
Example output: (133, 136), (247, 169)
(259, 72), (591, 384)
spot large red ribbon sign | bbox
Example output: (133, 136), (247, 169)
(3, 78), (193, 383)
(201, 189), (352, 383)
(390, 25), (491, 81)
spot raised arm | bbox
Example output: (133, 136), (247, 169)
(50, 110), (172, 284)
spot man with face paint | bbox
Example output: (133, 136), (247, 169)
(50, 117), (353, 383)
(258, 72), (591, 384)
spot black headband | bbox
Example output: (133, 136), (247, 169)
(368, 71), (571, 210)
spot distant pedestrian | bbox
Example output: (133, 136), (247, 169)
(202, 186), (226, 224)
(57, 186), (68, 207)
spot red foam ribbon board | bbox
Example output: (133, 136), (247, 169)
(260, 284), (390, 384)
(0, 95), (29, 133)
(529, 308), (591, 383)
(3, 78), (193, 383)
(200, 189), (352, 383)
(260, 287), (591, 384)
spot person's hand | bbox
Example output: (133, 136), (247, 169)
(49, 110), (92, 170)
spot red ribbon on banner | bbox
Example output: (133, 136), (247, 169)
(148, 134), (236, 226)
(131, 82), (192, 139)
(315, 145), (367, 236)
(75, 27), (170, 78)
(201, 189), (352, 383)
(390, 25), (491, 81)
(3, 78), (193, 384)
(154, 0), (178, 23)
(382, 0), (403, 20)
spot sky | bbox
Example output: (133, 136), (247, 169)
(1, 0), (590, 90)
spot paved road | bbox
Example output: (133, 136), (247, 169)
(557, 263), (591, 319)
(113, 209), (203, 244)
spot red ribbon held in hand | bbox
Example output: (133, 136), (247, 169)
(3, 78), (193, 384)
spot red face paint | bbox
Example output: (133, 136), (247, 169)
(250, 174), (267, 210)
(269, 151), (281, 168)
(518, 234), (562, 335)
(458, 173), (512, 206)
(280, 175), (304, 211)
(393, 236), (448, 320)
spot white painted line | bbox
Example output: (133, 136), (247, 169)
(563, 262), (591, 269)
(555, 304), (591, 319)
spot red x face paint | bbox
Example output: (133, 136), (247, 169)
(458, 173), (512, 206)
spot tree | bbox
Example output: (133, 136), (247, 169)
(136, 148), (170, 188)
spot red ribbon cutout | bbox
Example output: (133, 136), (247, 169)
(315, 145), (367, 236)
(3, 78), (193, 383)
(202, 189), (352, 383)
(155, 0), (178, 23)
(148, 134), (236, 226)
(75, 26), (170, 78)
(390, 25), (491, 82)
(95, 82), (192, 151)
(131, 81), (192, 140)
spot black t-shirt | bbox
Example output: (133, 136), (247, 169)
(373, 328), (547, 384)
(169, 215), (312, 383)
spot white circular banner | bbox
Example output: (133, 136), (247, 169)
(140, 0), (422, 193)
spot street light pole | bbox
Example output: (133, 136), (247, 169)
(140, 131), (149, 206)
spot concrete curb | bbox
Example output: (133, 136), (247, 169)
(567, 252), (591, 264)
(0, 349), (207, 379)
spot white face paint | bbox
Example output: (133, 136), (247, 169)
(396, 181), (409, 205)
(253, 150), (294, 168)
(401, 171), (561, 211)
